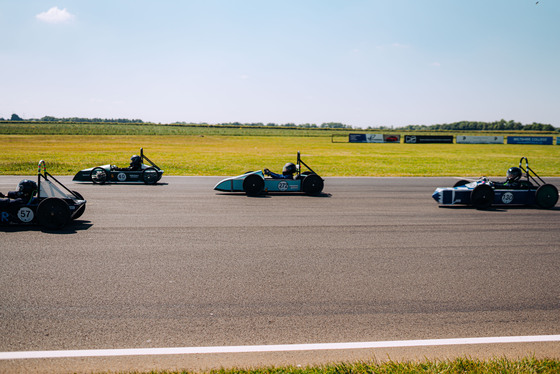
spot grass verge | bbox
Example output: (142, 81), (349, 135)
(1, 135), (559, 177)
(105, 357), (560, 373)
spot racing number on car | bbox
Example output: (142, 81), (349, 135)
(17, 207), (34, 223)
(501, 192), (514, 204)
(277, 180), (289, 191)
(117, 172), (127, 182)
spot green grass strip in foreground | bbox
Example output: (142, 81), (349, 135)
(1, 135), (559, 176)
(121, 357), (560, 373)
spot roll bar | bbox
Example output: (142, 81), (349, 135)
(518, 157), (546, 186)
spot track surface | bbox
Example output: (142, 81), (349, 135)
(1, 176), (559, 373)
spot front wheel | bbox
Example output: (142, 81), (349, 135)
(535, 184), (558, 209)
(243, 174), (264, 196)
(91, 167), (107, 184)
(470, 184), (494, 210)
(37, 198), (71, 229)
(142, 168), (159, 185)
(302, 174), (324, 195)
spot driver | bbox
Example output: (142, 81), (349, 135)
(504, 166), (522, 187)
(0, 179), (38, 205)
(113, 155), (143, 171)
(264, 162), (296, 179)
(128, 155), (142, 171)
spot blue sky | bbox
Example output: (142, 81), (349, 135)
(1, 0), (559, 128)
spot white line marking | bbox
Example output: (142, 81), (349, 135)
(1, 335), (559, 360)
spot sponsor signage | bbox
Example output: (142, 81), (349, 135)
(349, 134), (400, 143)
(404, 135), (453, 144)
(506, 136), (553, 145)
(456, 135), (504, 144)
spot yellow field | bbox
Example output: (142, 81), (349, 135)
(1, 135), (559, 177)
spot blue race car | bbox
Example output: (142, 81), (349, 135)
(72, 148), (163, 184)
(432, 157), (558, 209)
(1, 160), (86, 229)
(214, 152), (324, 196)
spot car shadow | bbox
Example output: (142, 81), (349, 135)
(215, 192), (332, 198)
(439, 205), (560, 212)
(0, 220), (93, 234)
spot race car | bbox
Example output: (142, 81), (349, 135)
(214, 152), (324, 196)
(432, 157), (558, 209)
(72, 148), (163, 184)
(0, 160), (86, 230)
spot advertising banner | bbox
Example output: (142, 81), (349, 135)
(506, 136), (553, 145)
(349, 134), (398, 143)
(404, 135), (453, 144)
(456, 135), (504, 144)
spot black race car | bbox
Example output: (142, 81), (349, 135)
(432, 157), (559, 209)
(0, 160), (86, 229)
(72, 148), (163, 184)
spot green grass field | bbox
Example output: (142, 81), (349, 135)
(1, 134), (559, 177)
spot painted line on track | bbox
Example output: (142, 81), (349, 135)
(1, 335), (560, 360)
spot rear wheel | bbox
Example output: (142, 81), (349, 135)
(470, 184), (494, 210)
(142, 168), (159, 184)
(91, 167), (107, 184)
(535, 184), (558, 209)
(37, 198), (70, 229)
(71, 191), (86, 220)
(453, 179), (470, 187)
(243, 174), (264, 196)
(302, 174), (324, 195)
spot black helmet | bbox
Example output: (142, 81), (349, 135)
(507, 167), (522, 181)
(17, 179), (37, 200)
(130, 155), (142, 166)
(282, 162), (297, 175)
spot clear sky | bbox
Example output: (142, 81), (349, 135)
(1, 0), (559, 128)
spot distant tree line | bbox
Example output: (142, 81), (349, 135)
(400, 119), (556, 132)
(1, 114), (145, 123)
(1, 114), (557, 132)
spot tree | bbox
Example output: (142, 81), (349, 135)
(10, 113), (23, 121)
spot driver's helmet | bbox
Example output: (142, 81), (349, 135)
(17, 179), (37, 200)
(130, 155), (142, 167)
(506, 167), (522, 182)
(282, 162), (297, 175)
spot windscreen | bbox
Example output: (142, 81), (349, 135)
(39, 179), (73, 199)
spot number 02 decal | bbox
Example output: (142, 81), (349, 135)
(17, 207), (34, 223)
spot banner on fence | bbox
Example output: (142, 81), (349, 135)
(349, 134), (400, 143)
(506, 136), (553, 145)
(456, 135), (504, 144)
(404, 135), (453, 144)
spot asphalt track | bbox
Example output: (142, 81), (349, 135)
(1, 176), (559, 373)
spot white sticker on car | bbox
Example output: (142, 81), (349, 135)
(278, 180), (289, 191)
(117, 172), (127, 182)
(501, 192), (514, 204)
(17, 207), (34, 223)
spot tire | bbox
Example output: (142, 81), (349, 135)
(470, 184), (494, 210)
(453, 179), (470, 188)
(142, 168), (159, 185)
(91, 167), (107, 184)
(37, 198), (71, 229)
(243, 174), (264, 196)
(302, 174), (324, 195)
(71, 190), (86, 220)
(535, 184), (558, 209)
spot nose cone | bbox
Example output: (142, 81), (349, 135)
(214, 179), (233, 192)
(431, 189), (441, 203)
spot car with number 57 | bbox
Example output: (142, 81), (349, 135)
(1, 160), (86, 230)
